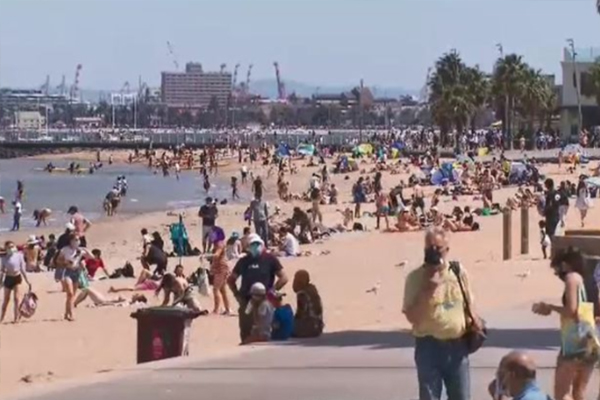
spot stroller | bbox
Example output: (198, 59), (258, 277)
(169, 216), (198, 257)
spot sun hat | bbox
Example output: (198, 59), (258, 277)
(26, 235), (39, 245)
(247, 233), (264, 245)
(250, 282), (267, 296)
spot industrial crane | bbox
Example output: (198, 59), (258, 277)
(166, 41), (180, 70)
(273, 62), (286, 100)
(245, 64), (253, 95)
(56, 75), (67, 96)
(220, 63), (227, 74)
(232, 63), (240, 92)
(40, 75), (50, 95)
(69, 64), (83, 101)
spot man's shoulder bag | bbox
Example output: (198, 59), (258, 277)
(449, 261), (487, 354)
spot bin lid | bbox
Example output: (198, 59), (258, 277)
(131, 306), (203, 320)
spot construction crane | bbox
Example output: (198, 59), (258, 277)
(137, 75), (148, 102)
(245, 64), (253, 95)
(69, 64), (83, 101)
(232, 63), (240, 91)
(166, 41), (180, 70)
(121, 81), (131, 95)
(273, 62), (286, 100)
(56, 75), (67, 96)
(40, 75), (50, 95)
(219, 63), (227, 74)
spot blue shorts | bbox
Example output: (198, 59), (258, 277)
(54, 268), (65, 282)
(63, 268), (81, 283)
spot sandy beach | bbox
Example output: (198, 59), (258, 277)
(0, 150), (588, 396)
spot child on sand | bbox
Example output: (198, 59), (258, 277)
(243, 282), (274, 344)
(539, 220), (551, 259)
(375, 191), (390, 230)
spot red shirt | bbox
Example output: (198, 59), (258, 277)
(85, 258), (105, 277)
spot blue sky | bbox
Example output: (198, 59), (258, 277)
(1, 0), (599, 91)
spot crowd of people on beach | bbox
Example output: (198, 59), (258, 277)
(4, 127), (600, 399)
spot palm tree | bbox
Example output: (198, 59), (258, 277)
(492, 54), (527, 148)
(517, 68), (552, 142)
(428, 50), (474, 146)
(464, 66), (489, 132)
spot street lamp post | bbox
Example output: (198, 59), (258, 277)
(496, 43), (511, 149)
(567, 38), (583, 136)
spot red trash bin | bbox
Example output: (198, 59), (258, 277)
(131, 307), (203, 364)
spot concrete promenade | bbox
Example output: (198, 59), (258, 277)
(8, 304), (597, 400)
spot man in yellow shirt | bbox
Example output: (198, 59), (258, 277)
(402, 228), (476, 400)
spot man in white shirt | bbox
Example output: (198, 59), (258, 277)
(11, 200), (22, 231)
(279, 227), (300, 257)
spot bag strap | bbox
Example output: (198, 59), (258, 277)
(449, 261), (476, 323)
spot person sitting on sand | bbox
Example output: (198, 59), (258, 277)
(33, 208), (52, 227)
(243, 282), (274, 344)
(109, 264), (160, 293)
(277, 227), (300, 257)
(141, 236), (168, 278)
(155, 273), (206, 314)
(396, 210), (421, 232)
(292, 270), (324, 338)
(84, 249), (110, 279)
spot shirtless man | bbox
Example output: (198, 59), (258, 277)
(413, 183), (425, 216)
(479, 168), (496, 208)
(396, 210), (421, 232)
(155, 273), (205, 313)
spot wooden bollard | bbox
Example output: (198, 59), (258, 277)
(503, 208), (512, 260)
(521, 205), (529, 255)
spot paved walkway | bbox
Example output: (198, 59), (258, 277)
(9, 304), (599, 400)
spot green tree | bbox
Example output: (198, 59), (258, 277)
(492, 54), (527, 148)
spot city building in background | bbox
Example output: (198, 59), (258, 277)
(161, 62), (232, 108)
(560, 46), (600, 138)
(14, 110), (45, 129)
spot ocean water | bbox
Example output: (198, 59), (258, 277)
(0, 159), (233, 232)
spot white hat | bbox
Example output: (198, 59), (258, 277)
(65, 222), (76, 231)
(27, 235), (39, 245)
(247, 233), (264, 245)
(250, 282), (266, 296)
(431, 206), (439, 212)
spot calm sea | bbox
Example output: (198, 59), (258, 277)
(0, 159), (233, 232)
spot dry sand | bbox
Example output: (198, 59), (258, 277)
(0, 151), (591, 395)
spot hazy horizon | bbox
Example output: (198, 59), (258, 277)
(1, 0), (599, 92)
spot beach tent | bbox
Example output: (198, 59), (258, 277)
(585, 177), (600, 188)
(509, 162), (528, 184)
(353, 143), (374, 156)
(562, 143), (585, 156)
(392, 142), (405, 151)
(277, 143), (291, 157)
(297, 143), (316, 156)
(430, 162), (459, 185)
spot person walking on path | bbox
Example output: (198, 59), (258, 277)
(227, 234), (288, 343)
(403, 227), (482, 400)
